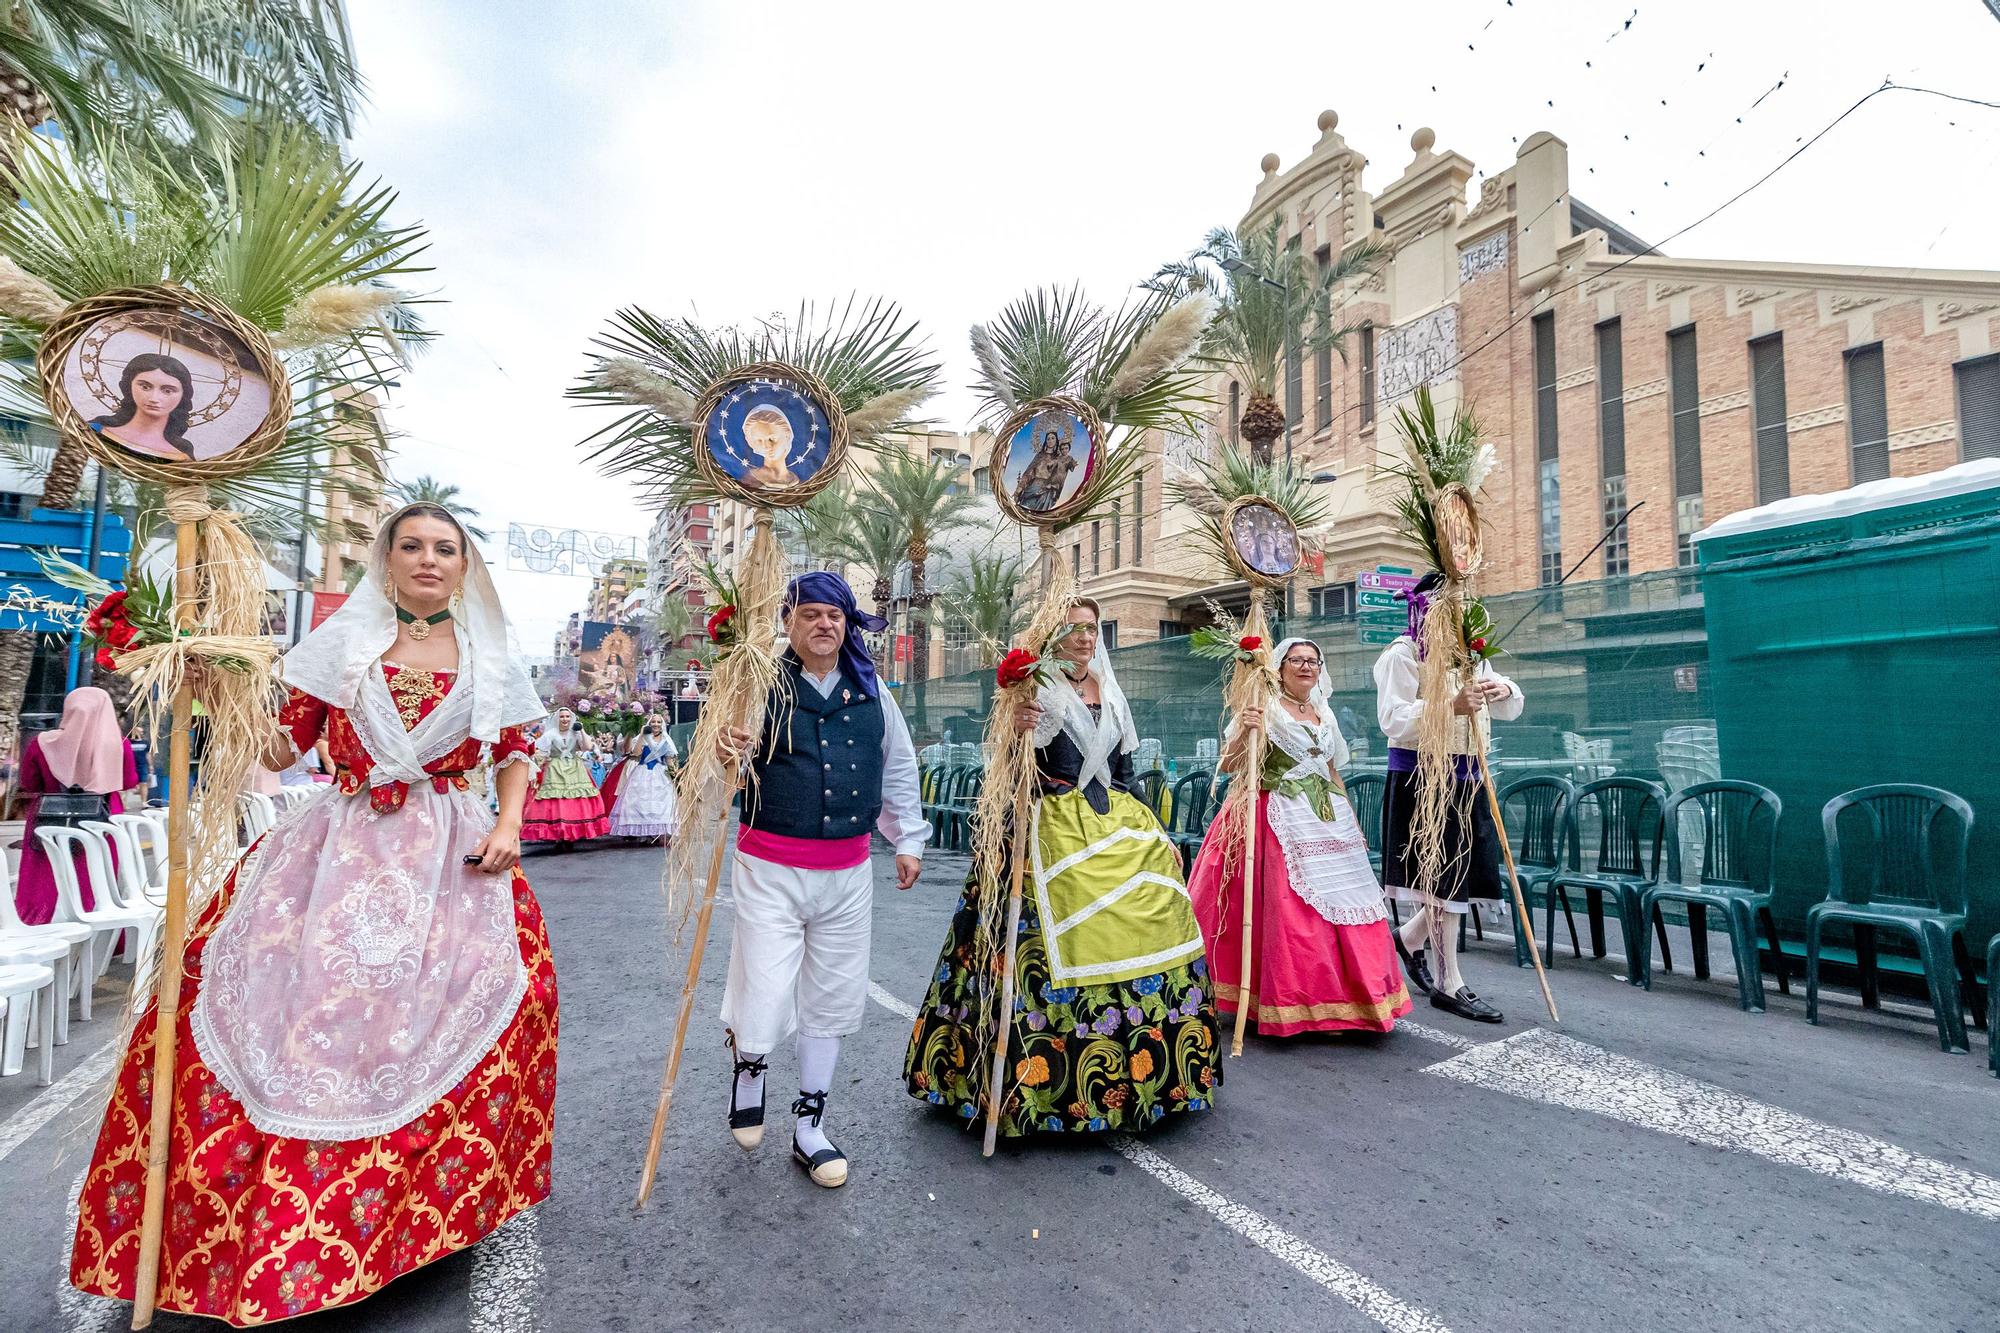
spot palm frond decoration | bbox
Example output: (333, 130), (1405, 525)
(0, 0), (364, 169)
(1170, 445), (1332, 578)
(1147, 216), (1386, 463)
(0, 124), (428, 510)
(970, 281), (1213, 534)
(570, 297), (941, 509)
(1376, 384), (1493, 573)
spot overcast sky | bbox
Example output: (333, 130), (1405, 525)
(342, 0), (2000, 648)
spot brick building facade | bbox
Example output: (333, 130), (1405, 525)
(1072, 109), (2000, 642)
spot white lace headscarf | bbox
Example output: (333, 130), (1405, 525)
(281, 503), (545, 743)
(1036, 610), (1139, 794)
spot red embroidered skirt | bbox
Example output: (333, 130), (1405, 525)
(69, 870), (559, 1326)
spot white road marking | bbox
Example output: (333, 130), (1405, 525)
(60, 1167), (125, 1332)
(867, 980), (916, 1021)
(869, 980), (1454, 1333)
(1393, 1020), (1478, 1052)
(1109, 1136), (1455, 1333)
(0, 1041), (120, 1166)
(1428, 1027), (2000, 1222)
(470, 1205), (545, 1333)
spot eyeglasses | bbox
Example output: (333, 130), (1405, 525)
(1281, 656), (1322, 668)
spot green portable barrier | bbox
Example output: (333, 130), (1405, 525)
(1697, 464), (2000, 956)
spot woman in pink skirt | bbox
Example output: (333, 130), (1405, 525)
(1188, 637), (1411, 1036)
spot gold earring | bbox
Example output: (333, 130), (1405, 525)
(384, 573), (395, 604)
(451, 583), (464, 613)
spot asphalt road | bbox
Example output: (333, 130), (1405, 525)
(2, 836), (1996, 1333)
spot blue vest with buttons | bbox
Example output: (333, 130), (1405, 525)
(742, 658), (886, 840)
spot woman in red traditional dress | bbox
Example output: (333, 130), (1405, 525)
(70, 503), (557, 1327)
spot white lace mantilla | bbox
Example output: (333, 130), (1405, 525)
(190, 695), (529, 1140)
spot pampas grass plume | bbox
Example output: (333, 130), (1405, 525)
(0, 256), (66, 325)
(592, 357), (698, 424)
(969, 324), (1014, 408)
(844, 384), (932, 441)
(1105, 292), (1215, 405)
(275, 284), (399, 348)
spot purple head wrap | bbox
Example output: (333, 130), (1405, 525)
(1397, 571), (1448, 658)
(784, 571), (888, 699)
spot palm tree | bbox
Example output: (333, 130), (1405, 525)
(393, 475), (491, 541)
(937, 549), (1028, 707)
(0, 0), (363, 171)
(1151, 216), (1385, 465)
(861, 448), (977, 723)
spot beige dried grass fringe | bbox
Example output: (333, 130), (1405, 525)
(967, 536), (1074, 1108)
(1212, 595), (1277, 888)
(1409, 583), (1480, 962)
(661, 511), (787, 939)
(113, 485), (281, 1006)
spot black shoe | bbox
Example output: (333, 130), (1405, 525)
(727, 1034), (767, 1149)
(791, 1091), (848, 1188)
(1430, 986), (1504, 1024)
(1395, 938), (1436, 997)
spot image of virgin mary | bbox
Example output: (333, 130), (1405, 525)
(87, 353), (198, 460)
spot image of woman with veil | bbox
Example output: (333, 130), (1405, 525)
(69, 503), (557, 1327)
(1187, 637), (1410, 1037)
(904, 598), (1221, 1137)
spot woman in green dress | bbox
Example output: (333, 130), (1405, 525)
(904, 599), (1221, 1136)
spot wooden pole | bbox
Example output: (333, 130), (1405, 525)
(130, 519), (198, 1330)
(1470, 715), (1560, 1023)
(981, 534), (1057, 1158)
(1229, 609), (1269, 1058)
(633, 778), (736, 1209)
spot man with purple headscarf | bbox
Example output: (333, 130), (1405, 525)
(1372, 570), (1525, 1024)
(713, 571), (929, 1188)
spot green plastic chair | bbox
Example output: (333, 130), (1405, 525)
(1807, 785), (1981, 1053)
(1345, 773), (1387, 878)
(1544, 776), (1669, 983)
(1164, 769), (1213, 860)
(925, 765), (969, 844)
(1499, 775), (1576, 969)
(1639, 781), (1787, 1012)
(1986, 933), (1999, 1078)
(1130, 768), (1167, 823)
(942, 768), (985, 852)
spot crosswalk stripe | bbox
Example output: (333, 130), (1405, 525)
(1428, 1027), (2000, 1222)
(869, 979), (1455, 1333)
(0, 1042), (120, 1167)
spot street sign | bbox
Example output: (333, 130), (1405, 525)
(1359, 607), (1404, 625)
(1358, 627), (1402, 645)
(1357, 589), (1402, 609)
(1358, 568), (1421, 593)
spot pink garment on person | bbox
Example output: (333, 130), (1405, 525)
(13, 732), (135, 925)
(735, 827), (871, 871)
(40, 686), (125, 793)
(1188, 790), (1411, 1036)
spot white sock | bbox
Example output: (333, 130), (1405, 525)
(1437, 931), (1467, 993)
(794, 1034), (840, 1157)
(1397, 908), (1431, 954)
(732, 1047), (767, 1116)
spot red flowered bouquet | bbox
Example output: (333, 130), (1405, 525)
(994, 647), (1048, 690)
(1463, 598), (1498, 662)
(1188, 625), (1265, 666)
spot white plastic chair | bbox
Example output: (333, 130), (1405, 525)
(82, 820), (162, 909)
(110, 812), (169, 894)
(0, 961), (57, 1083)
(236, 792), (278, 843)
(0, 842), (92, 1038)
(38, 827), (163, 994)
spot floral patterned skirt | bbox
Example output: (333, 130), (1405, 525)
(69, 866), (559, 1327)
(903, 868), (1222, 1137)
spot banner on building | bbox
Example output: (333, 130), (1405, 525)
(309, 592), (349, 630)
(577, 620), (645, 692)
(505, 523), (640, 577)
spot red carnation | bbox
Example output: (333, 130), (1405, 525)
(1238, 635), (1262, 652)
(94, 646), (118, 672)
(705, 605), (736, 642)
(996, 648), (1040, 689)
(1469, 637), (1488, 654)
(102, 614), (139, 650)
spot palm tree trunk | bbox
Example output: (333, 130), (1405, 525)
(1240, 393), (1286, 468)
(39, 444), (89, 512)
(0, 629), (37, 791)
